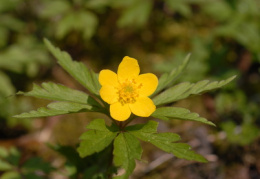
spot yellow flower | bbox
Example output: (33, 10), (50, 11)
(99, 56), (158, 121)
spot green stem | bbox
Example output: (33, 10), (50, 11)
(121, 115), (135, 129)
(106, 143), (115, 179)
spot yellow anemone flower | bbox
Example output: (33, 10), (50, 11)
(99, 56), (158, 121)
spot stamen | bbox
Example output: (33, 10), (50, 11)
(117, 79), (142, 105)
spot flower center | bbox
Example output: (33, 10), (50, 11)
(117, 79), (142, 105)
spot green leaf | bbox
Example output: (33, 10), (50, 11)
(23, 173), (44, 179)
(127, 121), (180, 144)
(202, 0), (232, 21)
(0, 147), (8, 158)
(50, 145), (84, 170)
(52, 144), (116, 178)
(221, 121), (260, 145)
(14, 82), (103, 118)
(152, 107), (215, 126)
(0, 27), (8, 48)
(13, 102), (95, 118)
(6, 148), (20, 166)
(85, 0), (110, 9)
(44, 39), (100, 95)
(79, 11), (98, 39)
(77, 119), (118, 158)
(17, 82), (100, 106)
(165, 0), (191, 17)
(117, 0), (152, 27)
(113, 133), (142, 179)
(0, 71), (15, 96)
(153, 53), (190, 95)
(0, 37), (50, 77)
(0, 0), (23, 12)
(0, 171), (21, 179)
(22, 157), (54, 173)
(0, 159), (12, 171)
(170, 143), (207, 163)
(126, 120), (158, 133)
(153, 75), (236, 106)
(128, 121), (207, 163)
(39, 0), (70, 18)
(56, 11), (98, 39)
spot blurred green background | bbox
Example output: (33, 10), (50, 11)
(0, 0), (259, 178)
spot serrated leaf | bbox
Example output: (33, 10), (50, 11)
(126, 120), (158, 133)
(153, 53), (190, 95)
(113, 132), (142, 179)
(153, 75), (236, 106)
(44, 39), (100, 95)
(13, 102), (94, 118)
(170, 143), (207, 162)
(128, 121), (207, 163)
(128, 121), (180, 144)
(126, 120), (180, 143)
(77, 119), (118, 158)
(152, 107), (215, 126)
(17, 82), (100, 106)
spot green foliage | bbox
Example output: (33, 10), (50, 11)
(221, 120), (260, 146)
(165, 0), (191, 17)
(12, 40), (236, 178)
(153, 54), (191, 95)
(44, 39), (100, 96)
(78, 119), (118, 158)
(39, 0), (70, 18)
(0, 72), (15, 96)
(17, 82), (98, 105)
(56, 11), (98, 39)
(152, 107), (215, 126)
(39, 0), (98, 40)
(127, 121), (207, 163)
(0, 1), (51, 127)
(116, 0), (152, 28)
(14, 82), (102, 118)
(0, 37), (50, 77)
(52, 144), (116, 179)
(113, 133), (142, 179)
(0, 37), (50, 126)
(13, 102), (95, 118)
(0, 72), (16, 123)
(216, 90), (260, 145)
(1, 0), (259, 177)
(203, 0), (260, 54)
(0, 147), (54, 179)
(153, 75), (236, 106)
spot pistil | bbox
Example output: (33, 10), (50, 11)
(117, 79), (142, 105)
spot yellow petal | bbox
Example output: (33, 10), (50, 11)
(100, 85), (118, 104)
(129, 96), (156, 117)
(117, 56), (140, 83)
(110, 102), (131, 121)
(137, 73), (158, 96)
(99, 70), (118, 86)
